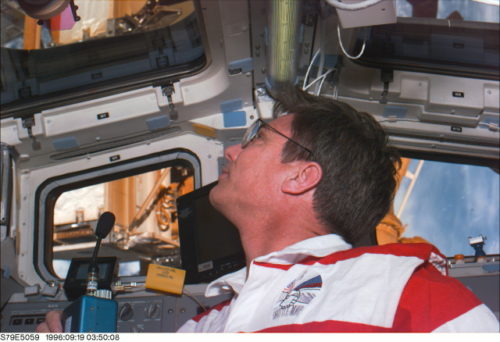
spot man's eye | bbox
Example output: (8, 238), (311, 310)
(247, 136), (258, 146)
(251, 131), (265, 143)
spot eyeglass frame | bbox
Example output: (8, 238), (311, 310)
(241, 119), (314, 158)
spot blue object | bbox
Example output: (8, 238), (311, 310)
(470, 242), (486, 258)
(383, 105), (407, 118)
(146, 115), (171, 131)
(479, 117), (499, 130)
(313, 54), (339, 69)
(220, 99), (243, 113)
(228, 58), (253, 74)
(63, 295), (117, 332)
(52, 137), (79, 151)
(482, 264), (500, 273)
(223, 111), (247, 128)
(221, 99), (246, 127)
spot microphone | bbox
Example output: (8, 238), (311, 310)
(95, 211), (116, 239)
(63, 211), (118, 332)
(86, 212), (115, 295)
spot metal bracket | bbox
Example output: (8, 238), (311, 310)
(162, 84), (178, 121)
(21, 116), (41, 150)
(380, 69), (393, 104)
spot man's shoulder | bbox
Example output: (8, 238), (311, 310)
(393, 260), (487, 331)
(313, 243), (493, 332)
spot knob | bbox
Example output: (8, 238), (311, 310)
(145, 303), (160, 319)
(119, 303), (134, 321)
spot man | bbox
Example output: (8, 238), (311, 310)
(37, 87), (499, 333)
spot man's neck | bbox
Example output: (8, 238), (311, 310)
(236, 212), (329, 269)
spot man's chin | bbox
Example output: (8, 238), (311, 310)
(209, 182), (230, 212)
(208, 184), (222, 208)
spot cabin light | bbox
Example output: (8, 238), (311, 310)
(453, 254), (465, 264)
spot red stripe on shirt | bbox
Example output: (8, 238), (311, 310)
(191, 299), (232, 323)
(253, 261), (292, 270)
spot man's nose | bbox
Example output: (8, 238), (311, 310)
(224, 143), (243, 161)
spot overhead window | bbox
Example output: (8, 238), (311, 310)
(1, 0), (205, 116)
(351, 0), (499, 79)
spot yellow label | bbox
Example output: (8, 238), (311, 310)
(145, 264), (186, 295)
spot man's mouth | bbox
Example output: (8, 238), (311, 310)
(219, 167), (230, 178)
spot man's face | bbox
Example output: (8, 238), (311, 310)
(209, 115), (296, 220)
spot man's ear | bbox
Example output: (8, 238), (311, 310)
(282, 161), (323, 195)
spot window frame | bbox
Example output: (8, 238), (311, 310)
(33, 148), (201, 282)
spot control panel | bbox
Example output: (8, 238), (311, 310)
(1, 291), (229, 333)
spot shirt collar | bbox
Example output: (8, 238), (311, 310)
(254, 234), (351, 264)
(205, 234), (351, 297)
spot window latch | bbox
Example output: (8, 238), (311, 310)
(22, 116), (41, 151)
(379, 69), (393, 104)
(162, 84), (178, 121)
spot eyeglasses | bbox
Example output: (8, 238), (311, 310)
(241, 119), (314, 158)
